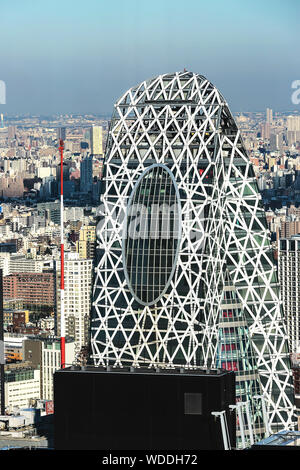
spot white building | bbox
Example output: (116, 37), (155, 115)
(56, 253), (93, 356)
(5, 367), (40, 410)
(41, 339), (75, 400)
(278, 237), (300, 353)
(0, 254), (54, 275)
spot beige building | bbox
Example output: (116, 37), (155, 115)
(76, 225), (96, 259)
(90, 126), (103, 156)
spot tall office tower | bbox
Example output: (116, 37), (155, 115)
(8, 126), (16, 140)
(278, 237), (300, 354)
(287, 116), (300, 145)
(57, 127), (66, 142)
(55, 253), (93, 358)
(266, 108), (273, 124)
(90, 71), (295, 442)
(261, 122), (271, 140)
(90, 126), (103, 156)
(80, 155), (93, 193)
(0, 269), (4, 415)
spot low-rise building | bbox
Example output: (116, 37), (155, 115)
(4, 363), (40, 410)
(24, 337), (75, 401)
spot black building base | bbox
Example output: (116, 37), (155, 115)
(54, 366), (235, 451)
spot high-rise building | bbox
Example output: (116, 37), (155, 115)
(278, 237), (300, 353)
(90, 126), (103, 156)
(80, 155), (93, 193)
(3, 272), (55, 307)
(266, 108), (273, 124)
(261, 122), (271, 140)
(286, 116), (300, 145)
(57, 127), (66, 142)
(8, 126), (16, 140)
(90, 71), (295, 443)
(55, 253), (92, 357)
(287, 115), (300, 132)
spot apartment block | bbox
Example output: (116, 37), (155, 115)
(278, 237), (300, 352)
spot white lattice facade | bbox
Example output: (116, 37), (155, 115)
(90, 71), (296, 440)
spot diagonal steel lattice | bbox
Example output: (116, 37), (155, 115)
(90, 71), (296, 440)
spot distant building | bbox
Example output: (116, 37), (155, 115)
(57, 127), (67, 142)
(266, 108), (273, 124)
(76, 225), (96, 259)
(3, 310), (30, 329)
(37, 201), (60, 225)
(90, 126), (103, 156)
(24, 337), (75, 401)
(279, 220), (300, 239)
(3, 272), (55, 307)
(4, 333), (30, 364)
(37, 316), (54, 331)
(0, 254), (52, 277)
(80, 155), (93, 193)
(8, 126), (16, 140)
(4, 363), (40, 410)
(0, 176), (24, 198)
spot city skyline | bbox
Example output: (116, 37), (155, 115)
(0, 0), (300, 114)
(0, 0), (300, 451)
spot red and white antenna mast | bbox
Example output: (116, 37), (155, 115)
(59, 138), (65, 368)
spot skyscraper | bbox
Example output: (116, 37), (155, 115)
(278, 237), (300, 353)
(0, 269), (4, 415)
(90, 126), (103, 156)
(56, 253), (93, 358)
(57, 127), (66, 141)
(90, 71), (295, 441)
(266, 108), (273, 124)
(80, 154), (93, 193)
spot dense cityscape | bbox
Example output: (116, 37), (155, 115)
(0, 100), (299, 450)
(1, 0), (300, 457)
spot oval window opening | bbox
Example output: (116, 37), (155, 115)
(123, 164), (181, 306)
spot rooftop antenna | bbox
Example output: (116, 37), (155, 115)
(59, 137), (65, 368)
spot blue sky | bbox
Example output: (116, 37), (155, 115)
(0, 0), (299, 115)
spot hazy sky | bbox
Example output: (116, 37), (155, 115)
(0, 0), (300, 115)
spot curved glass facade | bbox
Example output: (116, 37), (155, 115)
(123, 164), (181, 306)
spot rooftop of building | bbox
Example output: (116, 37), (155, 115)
(56, 365), (233, 378)
(252, 430), (300, 448)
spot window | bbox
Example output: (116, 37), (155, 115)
(184, 393), (202, 415)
